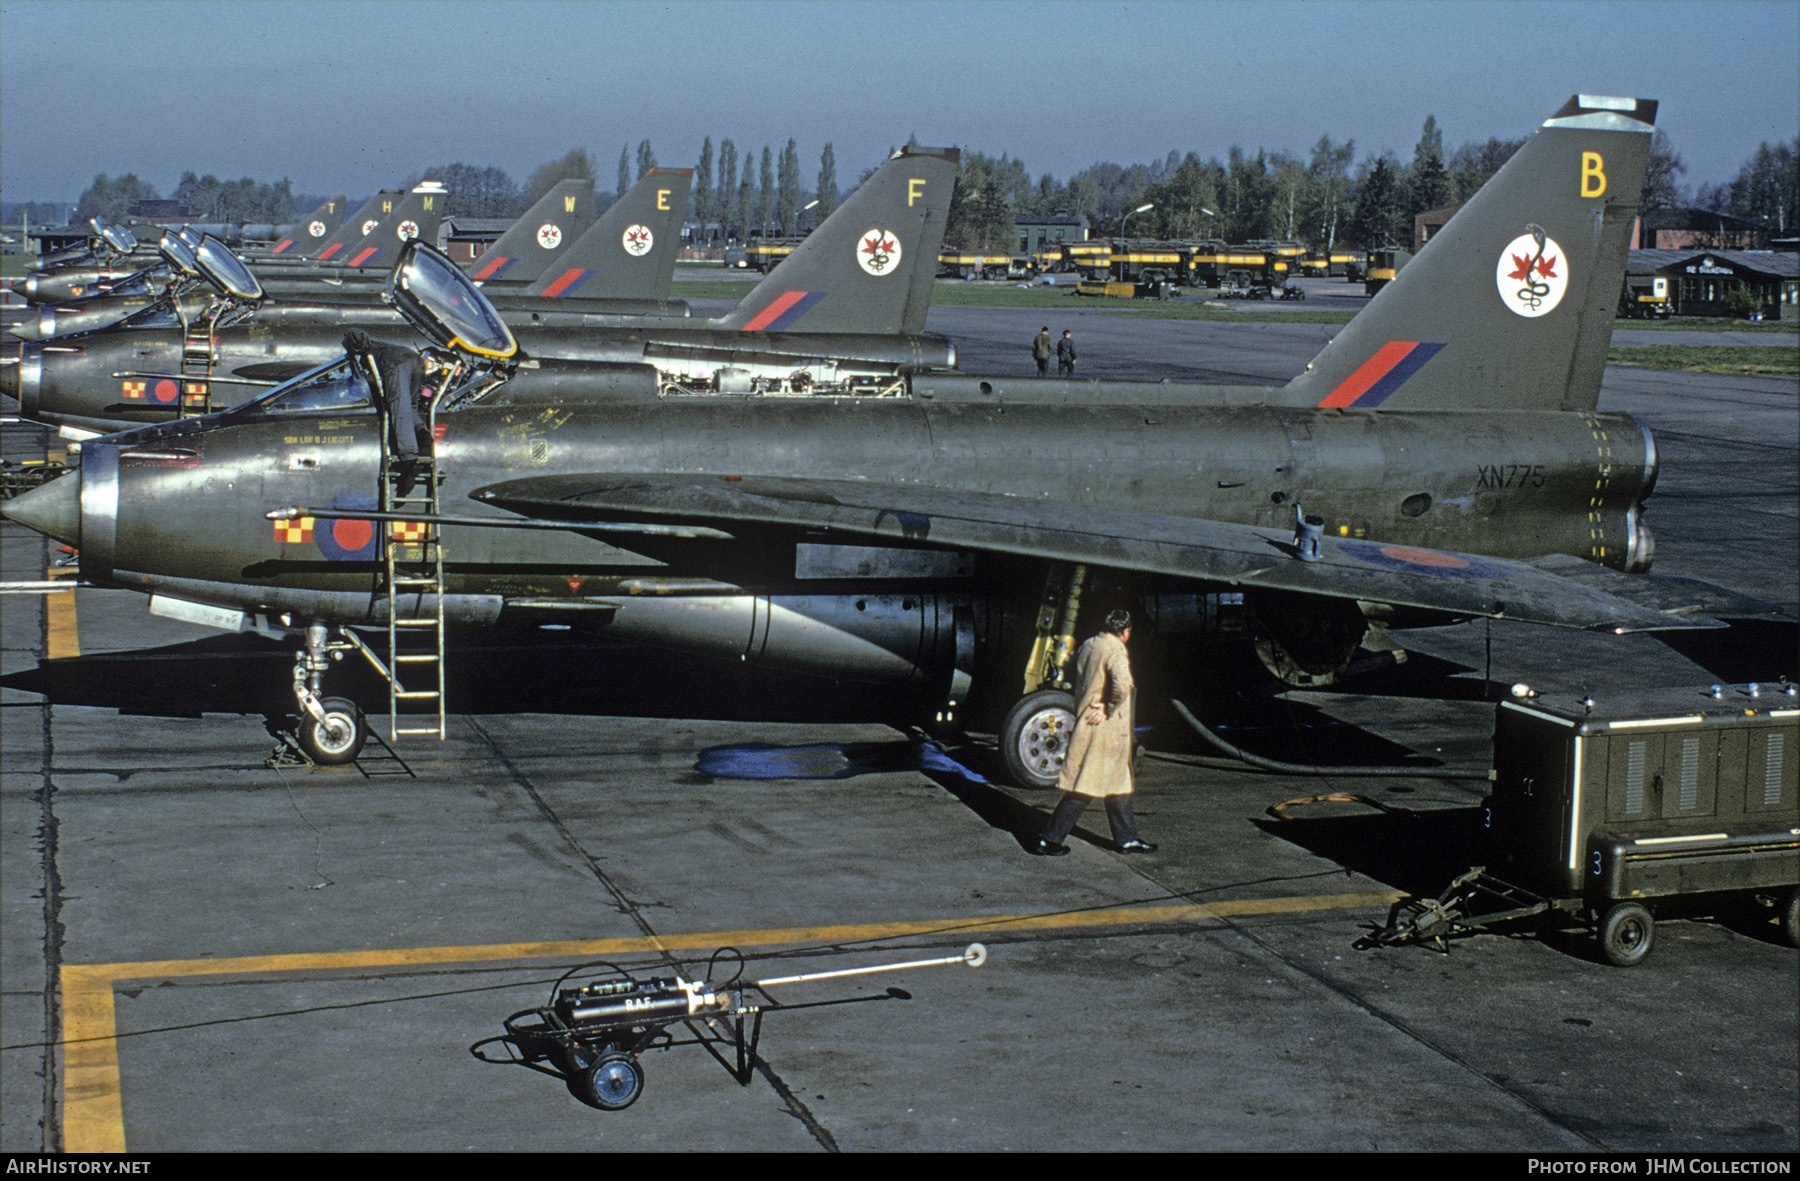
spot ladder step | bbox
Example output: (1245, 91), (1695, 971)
(392, 618), (440, 627)
(394, 727), (445, 736)
(396, 690), (440, 700)
(394, 655), (439, 664)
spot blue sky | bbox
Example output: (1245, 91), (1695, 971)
(2, 0), (1795, 203)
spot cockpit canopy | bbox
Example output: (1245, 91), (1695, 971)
(385, 241), (517, 360)
(159, 232), (200, 276)
(234, 358), (371, 416)
(90, 216), (136, 254)
(195, 235), (264, 302)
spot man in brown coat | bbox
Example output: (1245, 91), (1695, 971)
(1030, 609), (1156, 856)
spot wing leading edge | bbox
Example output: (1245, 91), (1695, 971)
(469, 473), (1736, 634)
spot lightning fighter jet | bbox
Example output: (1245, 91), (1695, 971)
(5, 97), (1746, 780)
(6, 147), (960, 432)
(11, 172), (693, 343)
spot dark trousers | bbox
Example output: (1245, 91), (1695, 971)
(1039, 792), (1140, 847)
(1037, 357), (1049, 376)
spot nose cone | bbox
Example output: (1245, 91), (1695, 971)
(2, 470), (82, 547)
(8, 312), (49, 342)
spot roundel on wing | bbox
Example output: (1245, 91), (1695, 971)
(1338, 539), (1508, 579)
(308, 220), (327, 237)
(537, 223), (563, 250)
(1496, 230), (1568, 318)
(622, 224), (653, 256)
(857, 228), (901, 276)
(316, 494), (381, 562)
(397, 219), (420, 241)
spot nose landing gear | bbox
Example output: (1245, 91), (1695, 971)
(269, 621), (368, 767)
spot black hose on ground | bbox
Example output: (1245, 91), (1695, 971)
(1169, 699), (1494, 781)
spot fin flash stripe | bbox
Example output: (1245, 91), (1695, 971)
(348, 247), (382, 268)
(540, 268), (592, 298)
(472, 255), (516, 281)
(740, 290), (825, 332)
(1319, 341), (1445, 408)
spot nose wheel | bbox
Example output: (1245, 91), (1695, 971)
(298, 696), (367, 766)
(276, 622), (367, 767)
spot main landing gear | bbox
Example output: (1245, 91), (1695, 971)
(1000, 563), (1088, 790)
(1002, 689), (1077, 790)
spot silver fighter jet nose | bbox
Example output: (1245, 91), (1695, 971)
(2, 470), (82, 547)
(6, 309), (49, 342)
(7, 312), (50, 342)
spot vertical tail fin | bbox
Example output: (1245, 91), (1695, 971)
(466, 179), (597, 286)
(523, 168), (691, 300)
(270, 196), (348, 256)
(1280, 95), (1655, 413)
(715, 146), (959, 334)
(311, 191), (396, 262)
(343, 182), (448, 269)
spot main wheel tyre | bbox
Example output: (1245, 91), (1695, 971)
(1780, 890), (1798, 949)
(1002, 690), (1077, 790)
(584, 1053), (644, 1111)
(299, 696), (366, 766)
(1599, 901), (1655, 967)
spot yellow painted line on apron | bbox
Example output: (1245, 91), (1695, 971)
(44, 566), (79, 660)
(60, 891), (1398, 1150)
(61, 965), (125, 1153)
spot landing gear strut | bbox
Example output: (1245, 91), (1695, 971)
(286, 622), (367, 766)
(1001, 563), (1087, 789)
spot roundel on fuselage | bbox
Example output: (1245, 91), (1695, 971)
(315, 494), (381, 562)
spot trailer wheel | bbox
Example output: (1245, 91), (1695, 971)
(584, 1053), (644, 1111)
(1599, 902), (1654, 967)
(1780, 890), (1798, 949)
(299, 697), (365, 766)
(1001, 690), (1077, 790)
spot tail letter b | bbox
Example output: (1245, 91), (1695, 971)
(1581, 152), (1606, 198)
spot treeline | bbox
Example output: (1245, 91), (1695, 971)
(73, 172), (298, 224)
(941, 118), (1528, 251)
(945, 123), (1796, 252)
(421, 139), (843, 243)
(1693, 137), (1799, 234)
(63, 127), (1796, 251)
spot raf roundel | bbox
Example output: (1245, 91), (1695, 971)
(622, 225), (653, 257)
(537, 223), (563, 250)
(315, 494), (381, 562)
(361, 219), (380, 237)
(857, 228), (901, 276)
(397, 220), (420, 241)
(308, 220), (327, 237)
(1496, 231), (1569, 318)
